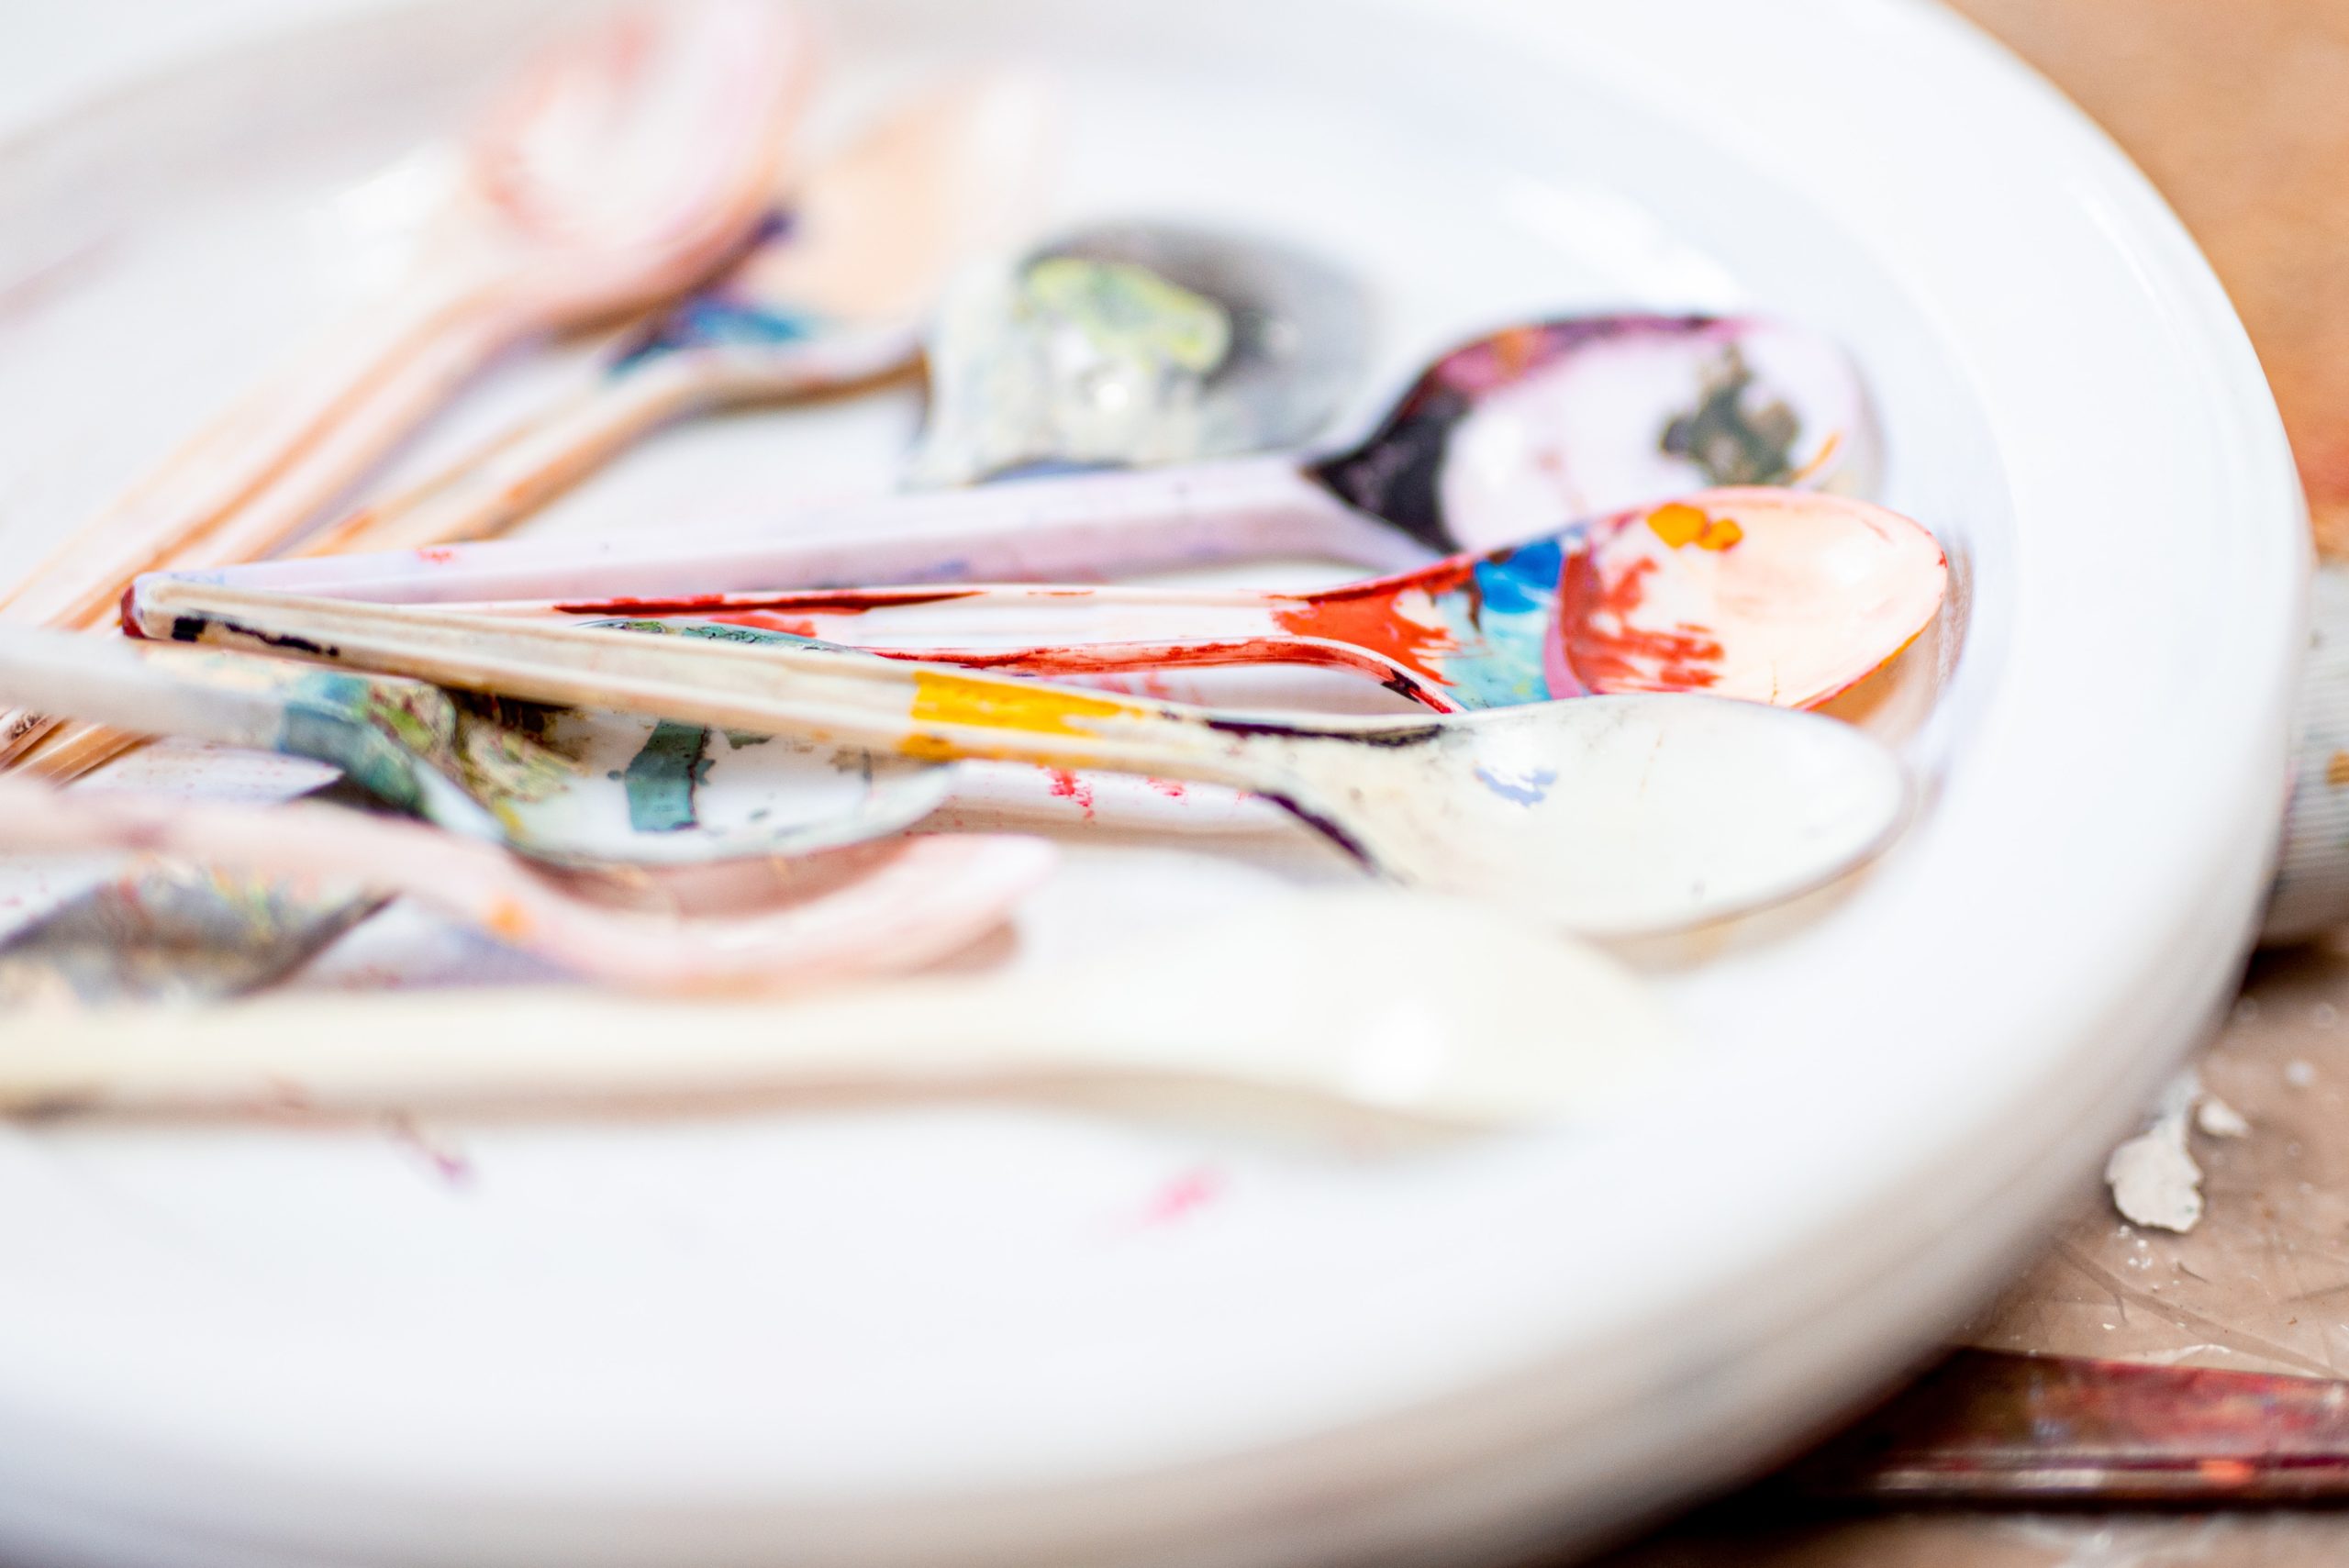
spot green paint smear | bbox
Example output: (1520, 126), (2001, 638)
(1660, 345), (1801, 486)
(1021, 257), (1230, 375)
(623, 721), (713, 833)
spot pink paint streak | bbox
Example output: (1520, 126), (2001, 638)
(1132, 1165), (1225, 1229)
(1045, 768), (1096, 819)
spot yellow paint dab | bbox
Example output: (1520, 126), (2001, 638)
(2328, 750), (2349, 789)
(1698, 516), (1744, 550)
(908, 671), (1136, 738)
(1646, 502), (1707, 548)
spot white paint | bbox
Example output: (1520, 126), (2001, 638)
(2104, 1071), (2204, 1234)
(2195, 1095), (2250, 1138)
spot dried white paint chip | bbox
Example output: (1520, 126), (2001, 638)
(2104, 1071), (2207, 1234)
(2105, 1118), (2204, 1234)
(2195, 1095), (2250, 1138)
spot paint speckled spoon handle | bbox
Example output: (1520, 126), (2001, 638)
(132, 582), (1911, 936)
(0, 894), (1672, 1127)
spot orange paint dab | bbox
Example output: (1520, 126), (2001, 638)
(2328, 751), (2349, 788)
(1645, 502), (1742, 551)
(483, 896), (533, 940)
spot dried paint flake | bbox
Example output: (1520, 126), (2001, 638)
(2196, 1095), (2251, 1139)
(2105, 1071), (2205, 1233)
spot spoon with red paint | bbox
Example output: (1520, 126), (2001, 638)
(150, 314), (1882, 608)
(426, 489), (1948, 716)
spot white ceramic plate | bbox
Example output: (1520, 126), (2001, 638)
(0, 1), (2305, 1564)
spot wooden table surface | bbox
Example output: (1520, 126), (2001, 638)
(1598, 4), (2349, 1560)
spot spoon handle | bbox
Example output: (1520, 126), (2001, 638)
(0, 957), (1338, 1121)
(129, 581), (1327, 795)
(132, 454), (1426, 609)
(293, 322), (925, 562)
(0, 628), (300, 755)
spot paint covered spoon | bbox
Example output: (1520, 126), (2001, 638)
(513, 488), (1948, 713)
(0, 774), (1053, 995)
(1, 893), (1672, 1128)
(0, 628), (952, 867)
(134, 584), (1911, 936)
(156, 313), (1872, 608)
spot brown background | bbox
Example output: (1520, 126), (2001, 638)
(1598, 4), (2349, 1561)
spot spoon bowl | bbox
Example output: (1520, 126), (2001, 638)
(1264, 695), (1908, 935)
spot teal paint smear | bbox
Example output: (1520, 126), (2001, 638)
(622, 722), (714, 833)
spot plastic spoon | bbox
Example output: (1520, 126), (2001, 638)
(0, 0), (817, 763)
(170, 314), (1879, 609)
(294, 68), (1060, 560)
(0, 628), (953, 867)
(0, 774), (1052, 995)
(506, 489), (1949, 713)
(0, 893), (1670, 1127)
(133, 584), (1911, 936)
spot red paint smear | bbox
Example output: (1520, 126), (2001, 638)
(1269, 566), (1468, 692)
(552, 587), (980, 617)
(1145, 777), (1186, 798)
(415, 543), (455, 565)
(1553, 553), (1722, 693)
(1045, 767), (1095, 818)
(1132, 1166), (1224, 1229)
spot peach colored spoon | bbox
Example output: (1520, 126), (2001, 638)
(0, 773), (1051, 995)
